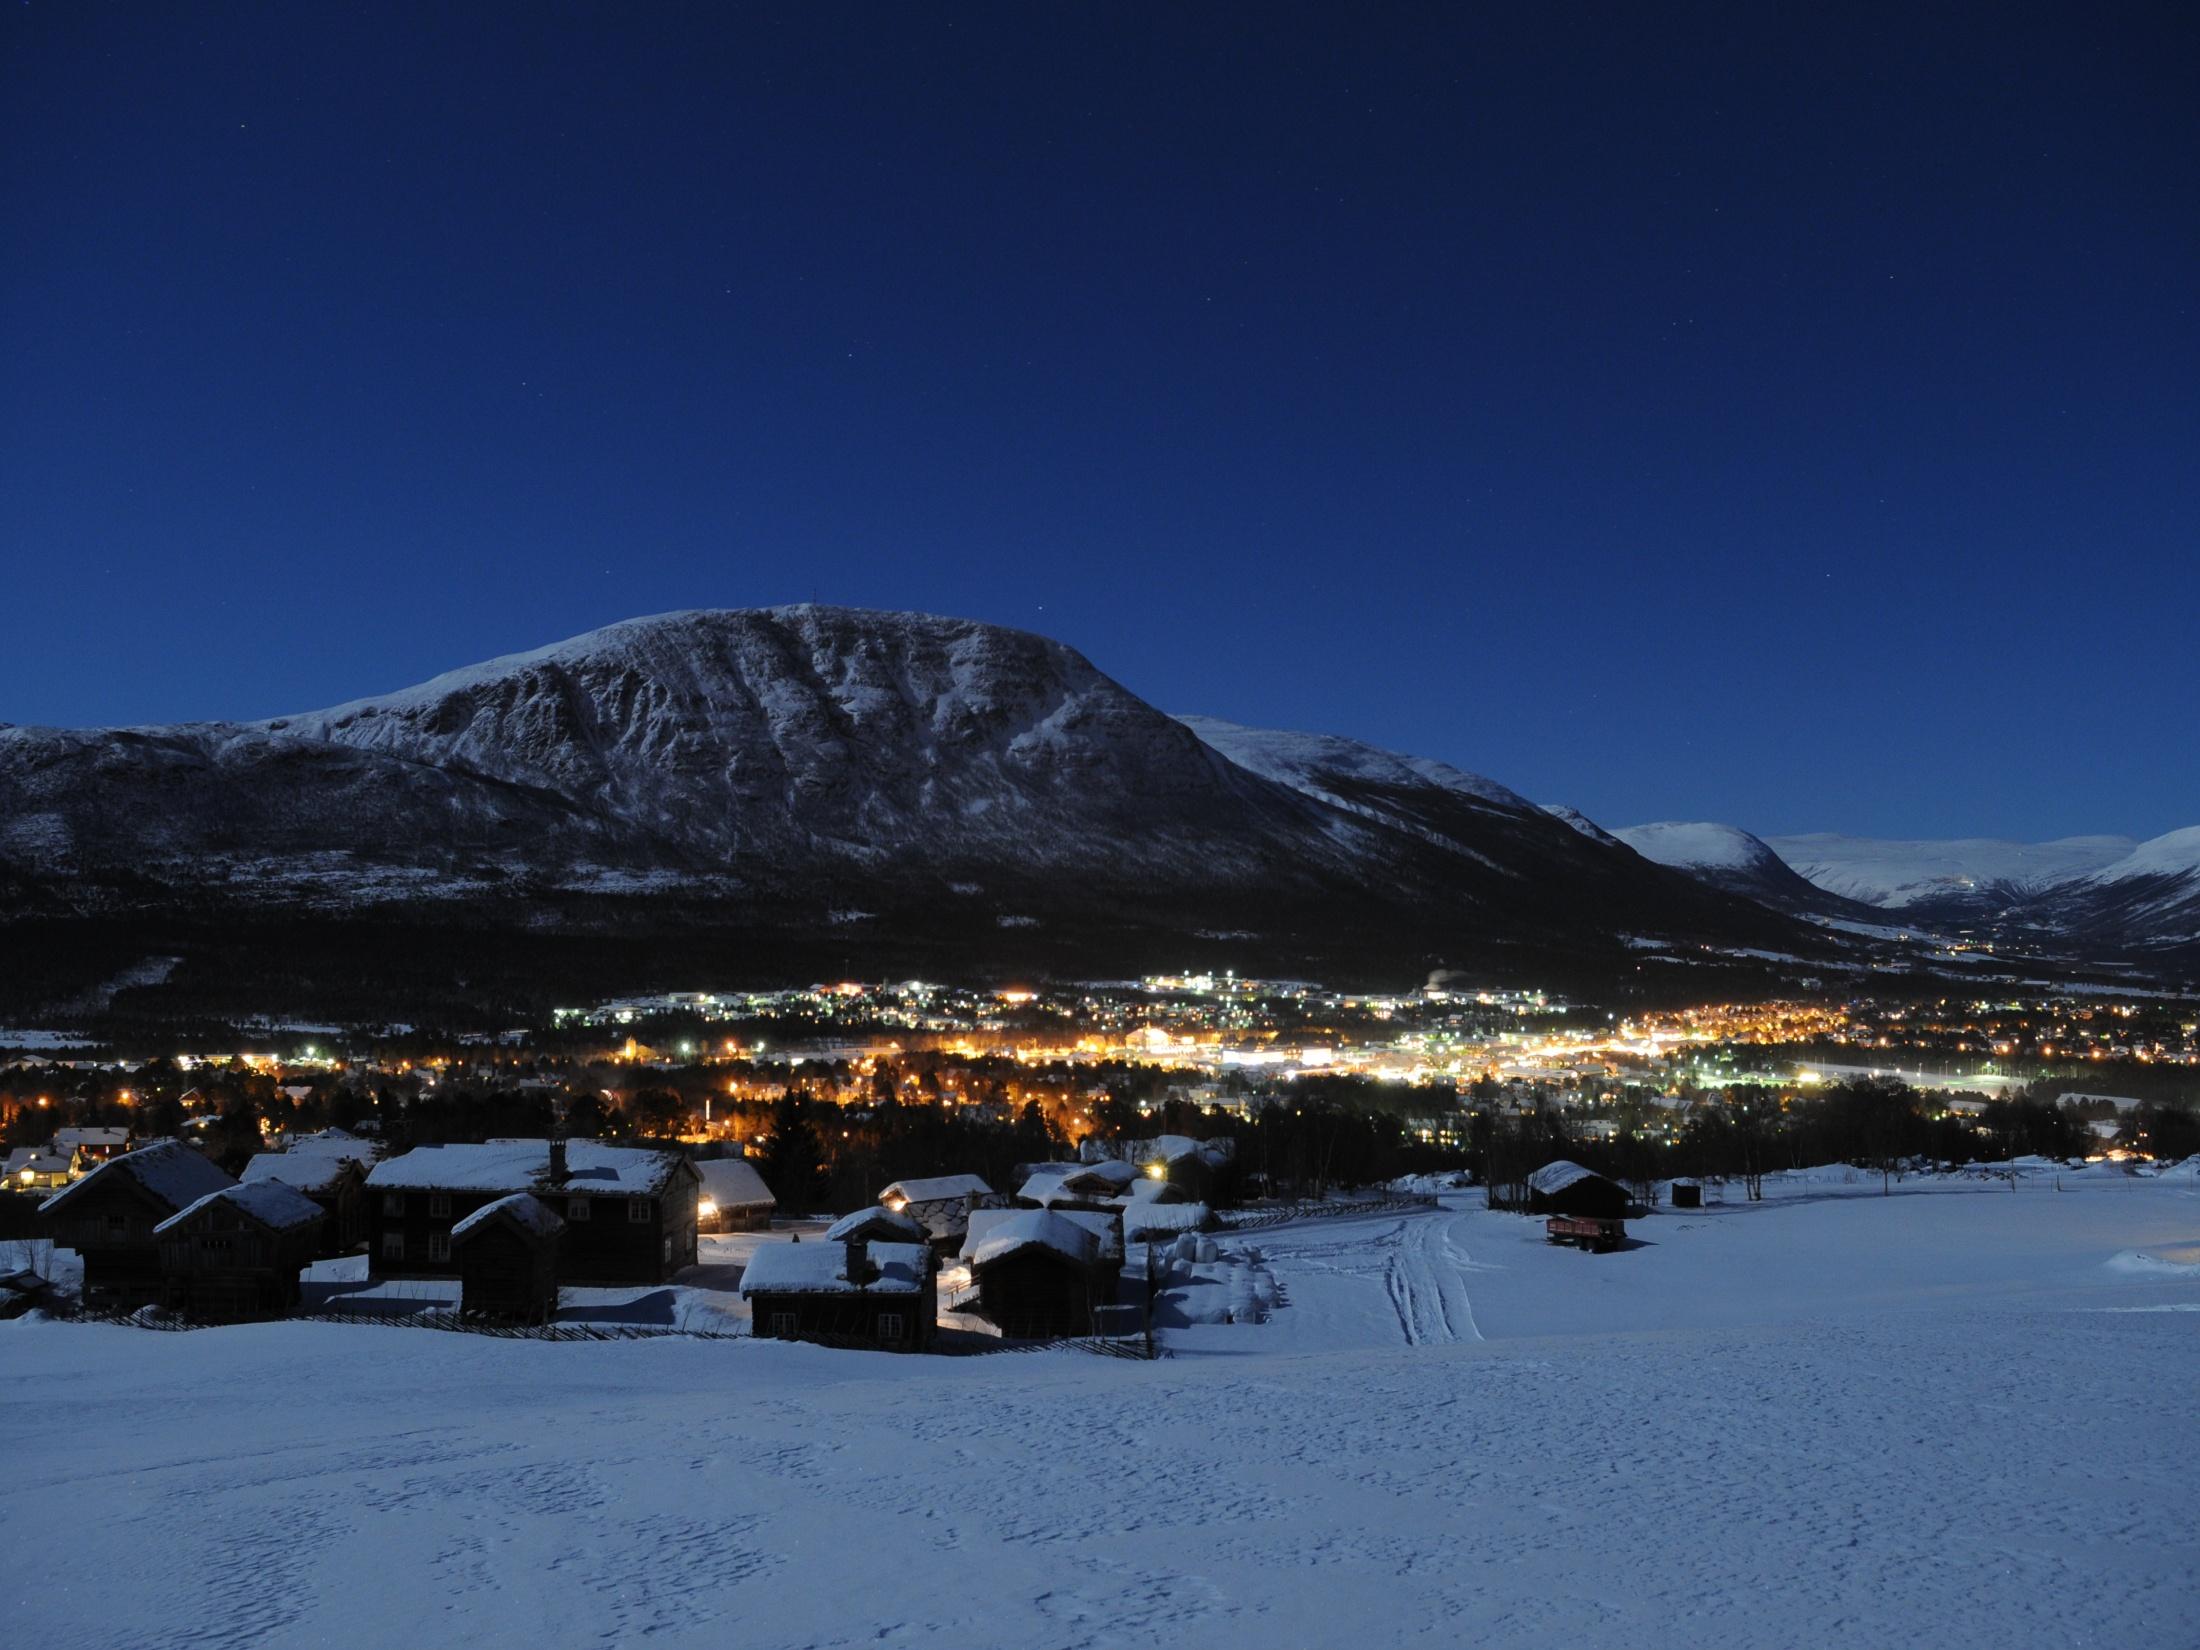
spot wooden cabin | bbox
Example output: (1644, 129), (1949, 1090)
(740, 1235), (936, 1352)
(154, 1182), (325, 1321)
(364, 1138), (699, 1286)
(695, 1157), (776, 1233)
(823, 1206), (928, 1247)
(241, 1143), (373, 1255)
(1525, 1160), (1632, 1219)
(877, 1174), (1002, 1253)
(452, 1193), (564, 1324)
(38, 1141), (237, 1308)
(961, 1208), (1115, 1338)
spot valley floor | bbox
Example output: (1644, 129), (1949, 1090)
(4, 1167), (2196, 1649)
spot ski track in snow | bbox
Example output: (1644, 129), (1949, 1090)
(4, 1179), (2197, 1650)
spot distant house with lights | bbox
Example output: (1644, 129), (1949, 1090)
(694, 1157), (775, 1232)
(877, 1173), (1003, 1250)
(366, 1138), (698, 1286)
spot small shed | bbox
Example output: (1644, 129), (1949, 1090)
(1016, 1163), (1133, 1209)
(154, 1182), (326, 1322)
(451, 1193), (564, 1324)
(740, 1235), (935, 1351)
(962, 1209), (1107, 1338)
(1525, 1160), (1631, 1219)
(695, 1158), (776, 1232)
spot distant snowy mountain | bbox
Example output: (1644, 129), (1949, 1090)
(1764, 833), (2137, 914)
(2041, 828), (2200, 955)
(1615, 822), (1873, 921)
(1540, 805), (1621, 847)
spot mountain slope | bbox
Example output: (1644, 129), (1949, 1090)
(0, 608), (1834, 1002)
(1615, 822), (1877, 921)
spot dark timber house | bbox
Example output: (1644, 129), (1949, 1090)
(38, 1141), (237, 1308)
(365, 1138), (699, 1286)
(739, 1232), (936, 1351)
(154, 1182), (326, 1321)
(240, 1138), (375, 1256)
(451, 1193), (564, 1323)
(1525, 1160), (1631, 1219)
(961, 1207), (1120, 1338)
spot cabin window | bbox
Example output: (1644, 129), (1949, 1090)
(427, 1193), (452, 1217)
(769, 1312), (797, 1337)
(381, 1232), (404, 1260)
(382, 1192), (405, 1216)
(628, 1198), (651, 1223)
(105, 1213), (127, 1235)
(427, 1233), (450, 1263)
(878, 1313), (905, 1341)
(567, 1196), (591, 1220)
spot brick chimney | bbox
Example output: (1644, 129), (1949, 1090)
(843, 1235), (871, 1288)
(548, 1135), (568, 1185)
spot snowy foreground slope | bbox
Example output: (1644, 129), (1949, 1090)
(4, 1171), (2195, 1650)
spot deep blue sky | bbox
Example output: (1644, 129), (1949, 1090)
(5, 4), (2194, 841)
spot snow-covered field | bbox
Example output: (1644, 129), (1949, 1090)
(5, 1167), (2196, 1649)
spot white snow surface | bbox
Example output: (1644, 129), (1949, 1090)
(449, 1192), (564, 1242)
(2082, 824), (2200, 884)
(364, 1139), (684, 1195)
(5, 1166), (2195, 1649)
(694, 1157), (775, 1211)
(737, 1238), (928, 1296)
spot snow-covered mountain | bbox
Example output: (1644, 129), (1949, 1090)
(1763, 833), (2137, 914)
(2037, 828), (2200, 956)
(0, 607), (1819, 993)
(1613, 822), (1874, 921)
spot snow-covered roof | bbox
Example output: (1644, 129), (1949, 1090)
(1527, 1160), (1606, 1196)
(1016, 1166), (1126, 1205)
(451, 1192), (565, 1242)
(54, 1126), (130, 1150)
(738, 1238), (928, 1297)
(825, 1206), (926, 1244)
(1119, 1202), (1210, 1239)
(696, 1158), (775, 1209)
(880, 1173), (992, 1205)
(4, 1147), (69, 1175)
(1125, 1177), (1183, 1203)
(156, 1181), (327, 1237)
(40, 1140), (235, 1218)
(241, 1150), (364, 1193)
(965, 1209), (1099, 1270)
(283, 1129), (377, 1163)
(366, 1140), (689, 1196)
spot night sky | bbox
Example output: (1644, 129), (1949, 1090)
(5, 4), (2194, 841)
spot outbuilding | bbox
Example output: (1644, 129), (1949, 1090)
(878, 1174), (1000, 1250)
(740, 1234), (935, 1351)
(961, 1208), (1112, 1338)
(38, 1141), (237, 1308)
(1525, 1160), (1631, 1219)
(695, 1157), (776, 1232)
(153, 1182), (326, 1321)
(451, 1193), (564, 1324)
(241, 1140), (374, 1255)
